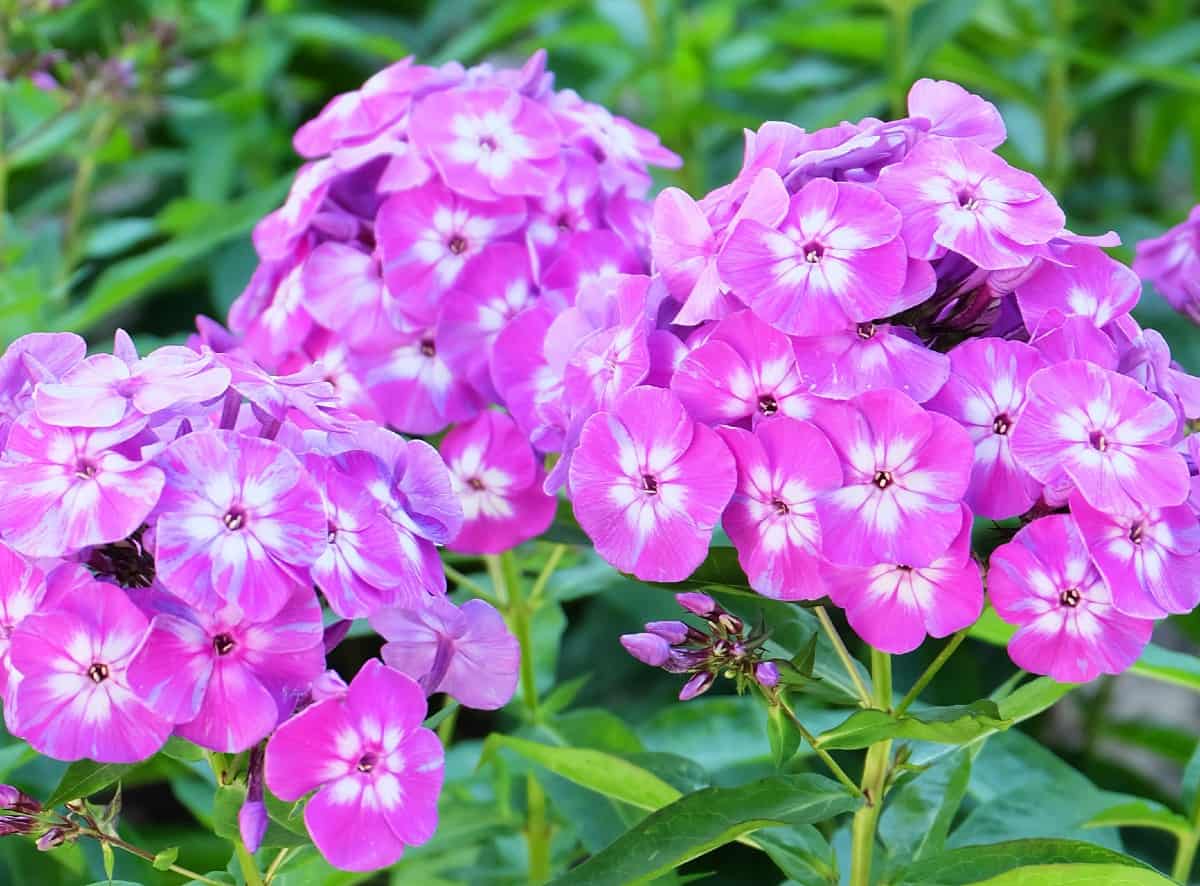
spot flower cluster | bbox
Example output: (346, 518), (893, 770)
(1135, 205), (1200, 324)
(223, 49), (678, 554)
(561, 80), (1200, 682)
(0, 330), (519, 870)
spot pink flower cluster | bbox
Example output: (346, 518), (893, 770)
(225, 50), (678, 555)
(0, 330), (519, 871)
(1135, 205), (1200, 324)
(570, 80), (1200, 682)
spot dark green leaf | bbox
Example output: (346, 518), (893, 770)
(891, 838), (1163, 885)
(548, 774), (858, 886)
(1183, 741), (1200, 818)
(1083, 800), (1191, 838)
(880, 747), (973, 861)
(817, 702), (1008, 750)
(46, 760), (136, 807)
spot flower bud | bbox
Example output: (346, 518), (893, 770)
(310, 669), (349, 702)
(322, 619), (352, 654)
(0, 786), (38, 813)
(619, 633), (670, 667)
(679, 671), (715, 701)
(645, 620), (690, 645)
(36, 828), (65, 851)
(239, 800), (267, 854)
(675, 592), (717, 617)
(0, 815), (37, 836)
(755, 661), (781, 689)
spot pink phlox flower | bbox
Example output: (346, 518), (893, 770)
(128, 584), (324, 752)
(781, 118), (922, 188)
(0, 544), (48, 724)
(526, 151), (603, 265)
(718, 177), (909, 334)
(812, 390), (973, 567)
(792, 321), (950, 404)
(539, 230), (644, 310)
(717, 418), (841, 600)
(219, 353), (347, 431)
(1109, 316), (1200, 426)
(266, 659), (443, 872)
(989, 514), (1154, 682)
(1027, 310), (1119, 369)
(906, 78), (1005, 149)
(568, 386), (735, 581)
(441, 411), (556, 554)
(300, 242), (401, 349)
(371, 596), (519, 710)
(925, 338), (1046, 519)
(828, 510), (982, 654)
(1134, 204), (1200, 323)
(1015, 244), (1138, 331)
(875, 136), (1065, 270)
(1011, 359), (1189, 514)
(490, 305), (564, 450)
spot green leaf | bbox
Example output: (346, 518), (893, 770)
(891, 838), (1163, 885)
(767, 704), (801, 769)
(101, 840), (115, 881)
(754, 825), (838, 885)
(970, 864), (1174, 885)
(213, 784), (309, 849)
(548, 774), (858, 886)
(881, 747), (973, 861)
(160, 736), (206, 763)
(1083, 800), (1191, 839)
(1183, 741), (1200, 818)
(46, 760), (136, 807)
(995, 677), (1075, 724)
(480, 735), (681, 811)
(816, 701), (1009, 750)
(153, 846), (180, 870)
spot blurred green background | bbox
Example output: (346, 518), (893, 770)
(6, 0), (1200, 883)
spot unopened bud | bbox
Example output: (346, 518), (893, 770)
(0, 786), (40, 814)
(679, 671), (715, 701)
(238, 800), (267, 854)
(36, 828), (65, 851)
(645, 620), (690, 645)
(675, 592), (717, 618)
(755, 661), (781, 689)
(310, 669), (349, 702)
(620, 633), (670, 667)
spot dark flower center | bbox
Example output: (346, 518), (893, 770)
(992, 413), (1012, 435)
(557, 213), (572, 231)
(757, 394), (778, 416)
(356, 752), (378, 773)
(957, 189), (979, 211)
(772, 499), (789, 515)
(1129, 521), (1145, 545)
(896, 564), (913, 572)
(802, 241), (824, 263)
(87, 526), (155, 588)
(1089, 430), (1108, 452)
(856, 322), (876, 340)
(478, 135), (497, 151)
(420, 339), (436, 358)
(447, 235), (467, 255)
(873, 470), (893, 489)
(327, 523), (338, 544)
(1059, 587), (1081, 608)
(87, 663), (109, 684)
(75, 460), (98, 480)
(223, 508), (246, 531)
(468, 476), (485, 491)
(641, 474), (659, 495)
(212, 633), (236, 656)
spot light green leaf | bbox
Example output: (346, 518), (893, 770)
(213, 784), (309, 848)
(153, 846), (180, 870)
(1183, 741), (1200, 818)
(480, 734), (681, 811)
(47, 760), (136, 807)
(1083, 800), (1191, 839)
(549, 774), (859, 886)
(971, 863), (1174, 885)
(881, 747), (973, 861)
(817, 701), (1008, 750)
(767, 704), (801, 769)
(891, 838), (1164, 885)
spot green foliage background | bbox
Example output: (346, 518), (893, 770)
(5, 1), (1200, 884)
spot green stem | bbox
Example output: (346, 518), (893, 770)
(263, 847), (291, 884)
(773, 694), (863, 798)
(528, 544), (567, 604)
(814, 606), (872, 707)
(888, 0), (913, 118)
(443, 561), (500, 606)
(437, 694), (459, 745)
(894, 629), (968, 717)
(234, 841), (265, 886)
(56, 109), (116, 299)
(84, 830), (227, 886)
(1173, 834), (1198, 884)
(849, 651), (893, 886)
(1044, 0), (1073, 192)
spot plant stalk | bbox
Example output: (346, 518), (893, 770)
(81, 829), (227, 886)
(894, 629), (968, 717)
(888, 0), (914, 117)
(814, 606), (872, 707)
(234, 841), (265, 886)
(849, 650), (893, 886)
(773, 694), (863, 798)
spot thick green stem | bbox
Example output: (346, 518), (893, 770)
(235, 841), (264, 886)
(814, 606), (872, 707)
(894, 629), (968, 717)
(849, 651), (893, 886)
(888, 0), (913, 118)
(56, 110), (116, 299)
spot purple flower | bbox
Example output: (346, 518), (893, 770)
(128, 584), (324, 752)
(718, 177), (909, 334)
(676, 592), (717, 617)
(299, 243), (398, 349)
(926, 338), (1046, 519)
(717, 418), (842, 600)
(0, 414), (164, 557)
(1015, 244), (1138, 331)
(1011, 360), (1189, 514)
(9, 573), (170, 762)
(671, 310), (815, 426)
(875, 136), (1064, 270)
(154, 430), (326, 619)
(754, 661), (781, 689)
(265, 659), (444, 872)
(989, 515), (1154, 682)
(441, 412), (556, 554)
(371, 596), (519, 710)
(1134, 205), (1200, 323)
(0, 544), (47, 703)
(792, 321), (950, 403)
(568, 386), (736, 581)
(813, 391), (973, 567)
(906, 78), (1005, 149)
(620, 632), (671, 667)
(1070, 493), (1200, 619)
(679, 671), (714, 701)
(828, 512), (982, 654)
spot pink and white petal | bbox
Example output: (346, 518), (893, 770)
(671, 340), (756, 425)
(127, 614), (213, 723)
(265, 699), (355, 801)
(176, 660), (280, 753)
(345, 659), (427, 738)
(305, 777), (407, 871)
(382, 729), (444, 846)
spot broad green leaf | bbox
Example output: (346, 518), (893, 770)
(549, 774), (859, 886)
(891, 838), (1163, 885)
(47, 760), (136, 807)
(971, 863), (1174, 885)
(1083, 800), (1191, 839)
(754, 825), (838, 885)
(1183, 740), (1200, 817)
(995, 677), (1075, 723)
(160, 736), (206, 763)
(153, 846), (180, 870)
(639, 695), (772, 777)
(817, 701), (1008, 750)
(767, 704), (801, 769)
(880, 747), (973, 862)
(480, 734), (681, 811)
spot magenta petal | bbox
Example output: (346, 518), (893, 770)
(265, 698), (353, 801)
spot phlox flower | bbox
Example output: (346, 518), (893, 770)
(813, 390), (973, 567)
(299, 242), (397, 349)
(989, 515), (1153, 682)
(1011, 360), (1189, 514)
(1070, 493), (1200, 619)
(718, 177), (909, 334)
(717, 418), (842, 600)
(440, 411), (556, 555)
(9, 571), (170, 762)
(791, 321), (950, 404)
(371, 596), (519, 710)
(0, 414), (164, 557)
(154, 430), (326, 619)
(827, 512), (982, 654)
(265, 659), (443, 872)
(926, 338), (1046, 519)
(539, 230), (643, 309)
(1014, 244), (1138, 331)
(906, 78), (1005, 149)
(671, 310), (816, 426)
(1134, 205), (1200, 323)
(875, 136), (1064, 270)
(568, 386), (736, 581)
(129, 584), (325, 752)
(0, 544), (48, 717)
